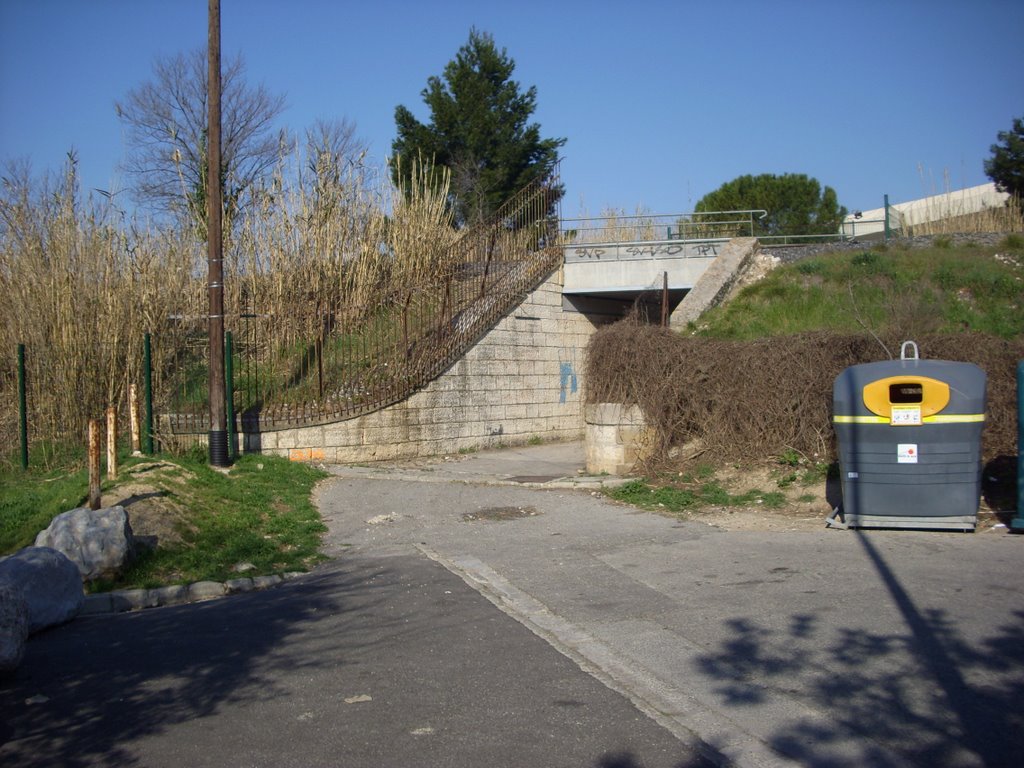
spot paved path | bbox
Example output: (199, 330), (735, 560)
(322, 443), (1024, 767)
(3, 442), (1022, 767)
(2, 552), (710, 768)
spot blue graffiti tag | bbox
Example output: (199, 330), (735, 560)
(559, 362), (578, 404)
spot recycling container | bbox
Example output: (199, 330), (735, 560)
(832, 342), (986, 530)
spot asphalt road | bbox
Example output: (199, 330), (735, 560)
(318, 447), (1024, 767)
(1, 554), (713, 768)
(3, 443), (1022, 767)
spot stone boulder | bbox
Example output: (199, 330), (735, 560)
(0, 582), (29, 673)
(0, 547), (84, 633)
(35, 505), (136, 581)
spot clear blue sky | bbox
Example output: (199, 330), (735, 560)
(2, 0), (1022, 219)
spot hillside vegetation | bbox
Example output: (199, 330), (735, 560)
(693, 237), (1024, 340)
(588, 237), (1024, 469)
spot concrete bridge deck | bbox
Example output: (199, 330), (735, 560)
(562, 239), (726, 297)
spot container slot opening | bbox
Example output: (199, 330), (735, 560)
(889, 383), (923, 404)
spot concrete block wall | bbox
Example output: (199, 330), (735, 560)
(250, 266), (601, 463)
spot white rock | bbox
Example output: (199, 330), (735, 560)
(224, 578), (254, 593)
(35, 506), (136, 581)
(0, 547), (84, 633)
(150, 585), (189, 606)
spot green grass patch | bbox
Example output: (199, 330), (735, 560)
(695, 244), (1024, 339)
(1, 452), (328, 591)
(1, 466), (91, 552)
(608, 478), (784, 514)
(104, 454), (328, 590)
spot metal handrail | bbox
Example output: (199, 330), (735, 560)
(561, 210), (768, 243)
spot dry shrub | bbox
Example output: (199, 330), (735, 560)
(385, 157), (457, 289)
(586, 318), (1022, 468)
(907, 194), (1024, 236)
(567, 206), (661, 244)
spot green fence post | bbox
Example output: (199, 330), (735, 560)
(17, 344), (28, 469)
(1012, 360), (1024, 531)
(143, 333), (154, 455)
(884, 194), (891, 242)
(225, 331), (235, 461)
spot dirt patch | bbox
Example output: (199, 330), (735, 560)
(649, 461), (1010, 534)
(463, 505), (541, 522)
(684, 499), (1007, 534)
(101, 461), (196, 550)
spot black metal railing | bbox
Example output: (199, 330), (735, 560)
(157, 172), (563, 435)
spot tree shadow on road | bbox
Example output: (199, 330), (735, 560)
(0, 558), (395, 767)
(596, 752), (712, 768)
(695, 533), (1024, 766)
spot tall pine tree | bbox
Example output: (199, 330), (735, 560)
(391, 29), (565, 228)
(984, 116), (1024, 198)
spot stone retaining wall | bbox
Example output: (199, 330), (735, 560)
(584, 403), (652, 475)
(250, 266), (603, 463)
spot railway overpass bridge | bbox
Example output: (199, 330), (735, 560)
(558, 211), (766, 322)
(561, 237), (726, 319)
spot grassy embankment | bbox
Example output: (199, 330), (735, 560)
(0, 452), (327, 591)
(695, 237), (1024, 341)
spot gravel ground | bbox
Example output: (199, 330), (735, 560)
(760, 232), (1013, 264)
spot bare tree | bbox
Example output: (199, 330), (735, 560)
(304, 117), (368, 181)
(115, 48), (286, 228)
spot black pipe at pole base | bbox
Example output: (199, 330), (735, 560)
(208, 430), (230, 467)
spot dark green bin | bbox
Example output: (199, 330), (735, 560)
(832, 342), (986, 530)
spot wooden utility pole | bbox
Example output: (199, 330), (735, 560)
(207, 0), (229, 466)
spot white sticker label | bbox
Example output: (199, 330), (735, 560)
(847, 471), (859, 479)
(891, 406), (922, 426)
(897, 444), (919, 464)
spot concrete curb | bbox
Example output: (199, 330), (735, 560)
(79, 571), (307, 617)
(418, 545), (800, 768)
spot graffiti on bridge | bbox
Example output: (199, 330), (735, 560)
(571, 247), (607, 259)
(566, 242), (720, 261)
(623, 244), (684, 258)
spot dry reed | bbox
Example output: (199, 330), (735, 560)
(0, 145), (457, 465)
(907, 194), (1023, 236)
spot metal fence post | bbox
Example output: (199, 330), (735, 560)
(18, 343), (28, 469)
(143, 333), (154, 455)
(225, 331), (236, 461)
(884, 194), (891, 242)
(1012, 360), (1024, 531)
